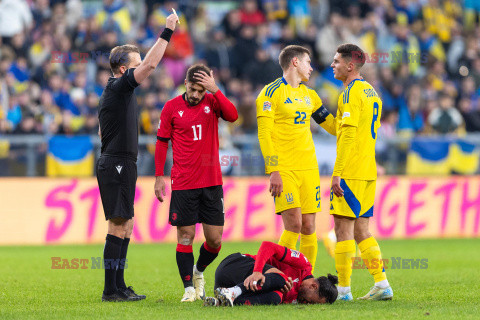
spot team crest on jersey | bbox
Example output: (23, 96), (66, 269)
(304, 96), (311, 106)
(178, 111), (184, 117)
(263, 101), (272, 111)
(291, 250), (300, 258)
(285, 193), (294, 204)
(204, 106), (210, 114)
(343, 112), (350, 118)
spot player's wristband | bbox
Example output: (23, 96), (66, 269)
(312, 106), (331, 124)
(159, 28), (173, 42)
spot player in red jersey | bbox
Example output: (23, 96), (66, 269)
(203, 241), (338, 306)
(154, 64), (238, 302)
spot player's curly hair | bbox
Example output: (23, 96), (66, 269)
(186, 64), (212, 84)
(316, 273), (338, 304)
(109, 44), (140, 74)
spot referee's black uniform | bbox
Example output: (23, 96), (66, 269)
(97, 68), (140, 220)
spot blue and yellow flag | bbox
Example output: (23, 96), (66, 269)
(449, 140), (479, 175)
(407, 138), (479, 175)
(406, 139), (451, 175)
(46, 136), (94, 177)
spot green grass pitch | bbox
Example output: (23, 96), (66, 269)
(1, 239), (479, 319)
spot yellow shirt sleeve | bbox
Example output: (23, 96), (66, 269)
(310, 89), (336, 136)
(333, 125), (356, 176)
(256, 91), (278, 173)
(341, 89), (361, 127)
(333, 88), (361, 176)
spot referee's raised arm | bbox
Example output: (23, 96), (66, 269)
(133, 13), (179, 84)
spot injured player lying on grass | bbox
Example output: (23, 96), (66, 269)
(204, 241), (338, 306)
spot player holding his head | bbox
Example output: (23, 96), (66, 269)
(154, 64), (238, 302)
(255, 45), (336, 272)
(97, 12), (178, 302)
(204, 241), (338, 306)
(330, 43), (393, 301)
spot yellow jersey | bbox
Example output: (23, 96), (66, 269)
(335, 79), (382, 180)
(256, 77), (323, 173)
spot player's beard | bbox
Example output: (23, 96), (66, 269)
(187, 95), (200, 106)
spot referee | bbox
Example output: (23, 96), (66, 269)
(97, 12), (178, 302)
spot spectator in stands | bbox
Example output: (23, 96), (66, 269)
(428, 93), (463, 134)
(459, 96), (480, 132)
(398, 86), (425, 134)
(240, 0), (266, 26)
(0, 0), (33, 45)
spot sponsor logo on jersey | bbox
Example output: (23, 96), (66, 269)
(263, 101), (272, 111)
(204, 106), (210, 113)
(294, 98), (303, 103)
(291, 250), (300, 258)
(178, 111), (184, 117)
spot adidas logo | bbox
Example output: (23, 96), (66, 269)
(284, 98), (293, 104)
(116, 165), (123, 174)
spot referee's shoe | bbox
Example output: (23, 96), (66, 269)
(121, 286), (146, 300)
(102, 289), (142, 302)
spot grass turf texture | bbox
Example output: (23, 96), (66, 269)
(1, 238), (479, 319)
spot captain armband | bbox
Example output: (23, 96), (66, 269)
(311, 106), (331, 124)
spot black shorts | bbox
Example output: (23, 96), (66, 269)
(96, 155), (137, 221)
(214, 253), (274, 289)
(169, 185), (224, 226)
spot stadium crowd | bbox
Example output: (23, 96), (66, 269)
(0, 0), (479, 141)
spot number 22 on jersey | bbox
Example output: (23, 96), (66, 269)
(294, 111), (306, 124)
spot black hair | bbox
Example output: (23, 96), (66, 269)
(316, 273), (338, 304)
(337, 43), (365, 69)
(186, 64), (211, 84)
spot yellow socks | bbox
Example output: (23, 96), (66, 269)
(300, 232), (318, 272)
(278, 230), (299, 250)
(358, 236), (387, 283)
(335, 240), (356, 287)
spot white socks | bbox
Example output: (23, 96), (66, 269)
(338, 286), (351, 295)
(185, 286), (194, 293)
(375, 279), (389, 289)
(229, 286), (243, 298)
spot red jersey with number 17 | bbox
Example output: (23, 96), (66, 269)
(157, 90), (237, 190)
